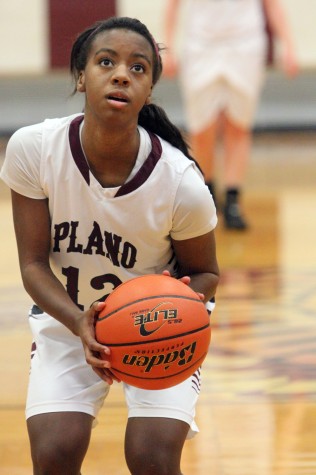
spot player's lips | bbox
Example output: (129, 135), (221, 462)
(106, 91), (129, 103)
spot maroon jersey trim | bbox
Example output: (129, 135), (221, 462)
(115, 131), (162, 197)
(69, 115), (90, 185)
(69, 115), (162, 196)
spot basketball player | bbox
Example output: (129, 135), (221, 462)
(0, 17), (219, 475)
(164, 0), (298, 229)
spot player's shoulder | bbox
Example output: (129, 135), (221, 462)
(9, 114), (81, 148)
(42, 113), (82, 132)
(151, 133), (194, 174)
(158, 136), (186, 160)
(155, 134), (205, 185)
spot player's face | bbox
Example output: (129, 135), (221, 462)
(77, 29), (154, 125)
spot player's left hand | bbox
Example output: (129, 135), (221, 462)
(162, 270), (205, 301)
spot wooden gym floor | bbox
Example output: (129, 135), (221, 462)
(0, 130), (315, 474)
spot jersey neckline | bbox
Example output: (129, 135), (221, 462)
(68, 115), (162, 197)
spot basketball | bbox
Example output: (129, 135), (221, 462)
(95, 274), (211, 390)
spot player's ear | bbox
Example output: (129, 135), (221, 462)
(77, 71), (86, 93)
(145, 95), (151, 105)
(145, 85), (153, 105)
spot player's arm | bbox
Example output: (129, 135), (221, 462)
(170, 163), (219, 302)
(263, 0), (298, 77)
(11, 190), (116, 383)
(171, 230), (219, 304)
(11, 190), (80, 327)
(163, 0), (181, 78)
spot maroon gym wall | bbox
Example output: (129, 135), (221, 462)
(49, 0), (116, 69)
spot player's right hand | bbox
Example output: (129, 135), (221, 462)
(75, 301), (121, 385)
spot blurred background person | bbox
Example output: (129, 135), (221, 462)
(163, 0), (298, 230)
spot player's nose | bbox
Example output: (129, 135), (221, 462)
(111, 64), (130, 86)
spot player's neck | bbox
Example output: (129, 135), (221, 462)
(80, 122), (140, 187)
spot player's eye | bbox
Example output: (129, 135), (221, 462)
(99, 58), (113, 67)
(131, 64), (145, 73)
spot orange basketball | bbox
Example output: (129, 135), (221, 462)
(95, 274), (211, 390)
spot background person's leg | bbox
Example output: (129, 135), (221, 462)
(222, 114), (251, 229)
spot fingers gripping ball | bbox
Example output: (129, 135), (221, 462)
(95, 274), (211, 389)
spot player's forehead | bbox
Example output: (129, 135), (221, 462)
(90, 28), (154, 61)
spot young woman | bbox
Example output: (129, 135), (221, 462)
(1, 17), (219, 475)
(164, 0), (298, 230)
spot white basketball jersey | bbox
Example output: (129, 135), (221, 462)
(185, 0), (265, 41)
(1, 114), (217, 311)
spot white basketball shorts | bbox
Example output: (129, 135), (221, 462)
(26, 305), (202, 438)
(180, 35), (267, 132)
